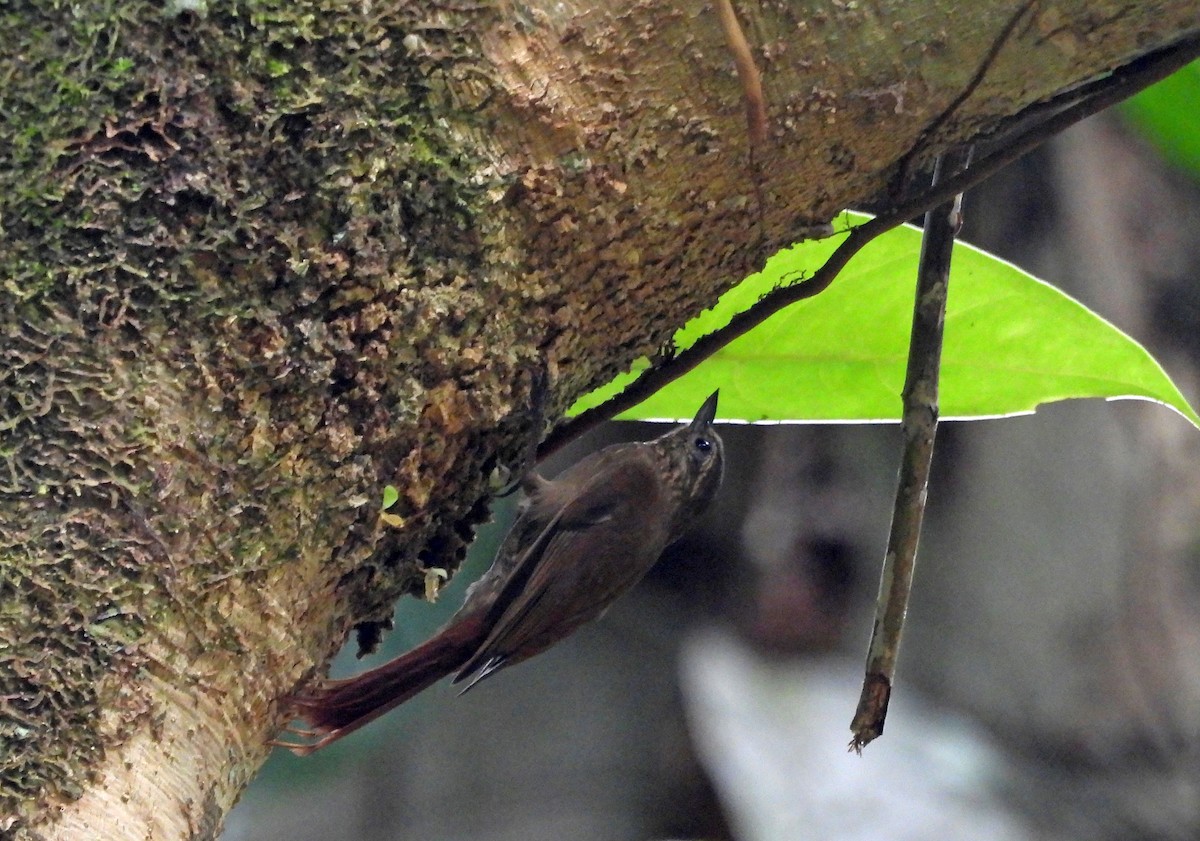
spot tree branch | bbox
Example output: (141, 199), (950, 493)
(849, 146), (970, 752)
(538, 31), (1200, 461)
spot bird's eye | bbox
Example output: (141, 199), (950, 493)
(694, 437), (712, 453)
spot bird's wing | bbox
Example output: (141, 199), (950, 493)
(454, 451), (663, 686)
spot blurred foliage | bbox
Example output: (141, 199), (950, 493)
(1122, 59), (1200, 180)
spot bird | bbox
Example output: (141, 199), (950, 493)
(273, 390), (724, 755)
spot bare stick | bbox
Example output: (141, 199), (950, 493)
(537, 32), (1200, 462)
(848, 147), (970, 752)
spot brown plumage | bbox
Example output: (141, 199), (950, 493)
(274, 391), (724, 755)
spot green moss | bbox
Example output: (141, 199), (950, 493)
(0, 0), (527, 828)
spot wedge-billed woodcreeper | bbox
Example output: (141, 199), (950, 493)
(275, 390), (724, 755)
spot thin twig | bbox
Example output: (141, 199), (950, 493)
(536, 32), (1200, 462)
(849, 147), (970, 753)
(712, 0), (770, 248)
(712, 0), (768, 147)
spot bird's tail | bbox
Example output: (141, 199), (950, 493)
(273, 620), (480, 755)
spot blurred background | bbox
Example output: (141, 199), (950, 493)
(224, 79), (1200, 840)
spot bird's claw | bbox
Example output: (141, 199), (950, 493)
(267, 723), (337, 756)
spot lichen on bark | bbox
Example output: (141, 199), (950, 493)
(0, 0), (536, 829)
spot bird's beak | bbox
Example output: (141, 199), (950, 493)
(689, 390), (719, 430)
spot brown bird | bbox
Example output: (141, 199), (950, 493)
(274, 390), (724, 755)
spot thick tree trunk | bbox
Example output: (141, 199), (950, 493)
(1, 1), (1196, 837)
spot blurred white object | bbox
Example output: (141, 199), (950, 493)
(680, 631), (1032, 841)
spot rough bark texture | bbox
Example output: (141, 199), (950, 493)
(0, 0), (1196, 837)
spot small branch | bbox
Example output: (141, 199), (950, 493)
(712, 0), (768, 147)
(849, 147), (970, 753)
(537, 31), (1200, 462)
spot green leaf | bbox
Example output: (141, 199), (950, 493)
(381, 484), (399, 511)
(570, 212), (1200, 429)
(1121, 60), (1200, 180)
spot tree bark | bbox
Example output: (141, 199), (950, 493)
(0, 1), (1196, 837)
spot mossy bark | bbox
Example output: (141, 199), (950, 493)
(0, 1), (1195, 837)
